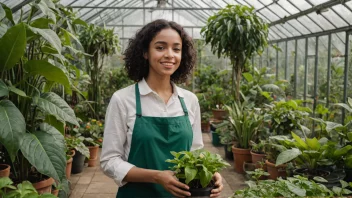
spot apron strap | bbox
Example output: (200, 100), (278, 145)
(178, 96), (188, 116)
(135, 83), (142, 117)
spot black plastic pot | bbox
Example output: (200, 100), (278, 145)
(345, 167), (352, 182)
(71, 150), (85, 174)
(188, 186), (213, 198)
(224, 144), (233, 160)
(294, 168), (345, 188)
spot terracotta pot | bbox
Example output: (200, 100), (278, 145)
(32, 177), (54, 194)
(88, 145), (99, 159)
(212, 109), (228, 120)
(265, 160), (287, 180)
(201, 121), (210, 133)
(88, 157), (98, 167)
(232, 146), (251, 174)
(51, 188), (59, 197)
(66, 157), (73, 179)
(0, 164), (11, 177)
(250, 151), (267, 169)
(67, 150), (75, 158)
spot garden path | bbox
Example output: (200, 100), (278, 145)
(68, 133), (246, 198)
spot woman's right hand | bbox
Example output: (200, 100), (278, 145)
(156, 170), (191, 198)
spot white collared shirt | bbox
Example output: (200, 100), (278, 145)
(100, 79), (204, 187)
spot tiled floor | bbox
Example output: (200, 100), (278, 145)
(69, 133), (246, 198)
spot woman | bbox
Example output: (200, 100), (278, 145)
(100, 19), (223, 198)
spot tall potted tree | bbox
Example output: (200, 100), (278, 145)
(201, 4), (268, 101)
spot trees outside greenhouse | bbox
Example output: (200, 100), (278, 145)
(2, 0), (352, 197)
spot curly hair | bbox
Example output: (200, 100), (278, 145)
(123, 19), (196, 83)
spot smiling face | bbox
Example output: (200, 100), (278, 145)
(144, 28), (182, 79)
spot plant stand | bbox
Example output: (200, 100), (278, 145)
(232, 146), (251, 174)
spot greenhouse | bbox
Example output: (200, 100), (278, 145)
(2, 0), (352, 197)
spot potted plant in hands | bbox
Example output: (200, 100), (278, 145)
(166, 150), (230, 197)
(226, 101), (264, 174)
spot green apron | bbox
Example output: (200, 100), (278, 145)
(116, 83), (193, 198)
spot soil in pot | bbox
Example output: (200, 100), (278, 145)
(265, 160), (286, 180)
(71, 150), (85, 174)
(232, 146), (251, 174)
(0, 164), (11, 177)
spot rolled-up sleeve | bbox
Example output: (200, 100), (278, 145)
(191, 99), (204, 151)
(100, 93), (135, 187)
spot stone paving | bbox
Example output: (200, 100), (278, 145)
(69, 132), (246, 198)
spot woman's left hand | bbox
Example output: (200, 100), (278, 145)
(210, 172), (223, 197)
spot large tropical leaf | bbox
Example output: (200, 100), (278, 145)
(45, 115), (64, 135)
(0, 23), (26, 71)
(24, 60), (71, 93)
(36, 0), (56, 23)
(326, 121), (343, 133)
(35, 92), (79, 126)
(276, 148), (301, 166)
(0, 100), (25, 161)
(20, 124), (66, 182)
(27, 26), (62, 54)
(0, 3), (14, 25)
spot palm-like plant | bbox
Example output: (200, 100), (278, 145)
(201, 4), (268, 100)
(226, 100), (263, 149)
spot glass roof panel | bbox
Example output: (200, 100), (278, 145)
(241, 0), (265, 10)
(277, 0), (300, 14)
(259, 0), (273, 5)
(309, 0), (330, 5)
(268, 4), (290, 18)
(332, 5), (352, 25)
(291, 1), (312, 11)
(270, 26), (286, 38)
(273, 24), (294, 38)
(259, 8), (280, 21)
(287, 20), (311, 35)
(307, 13), (334, 31)
(321, 8), (349, 28)
(280, 23), (301, 37)
(297, 15), (322, 33)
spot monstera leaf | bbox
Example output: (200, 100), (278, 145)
(20, 123), (66, 182)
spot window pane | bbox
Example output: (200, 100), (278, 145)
(297, 39), (306, 99)
(278, 0), (300, 14)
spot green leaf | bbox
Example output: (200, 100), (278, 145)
(35, 92), (79, 126)
(73, 18), (88, 27)
(242, 73), (253, 82)
(347, 132), (352, 142)
(20, 124), (66, 182)
(24, 60), (71, 94)
(0, 5), (5, 20)
(36, 0), (56, 23)
(326, 121), (343, 133)
(45, 115), (65, 135)
(291, 132), (308, 150)
(0, 79), (8, 97)
(286, 181), (306, 197)
(305, 137), (320, 150)
(30, 18), (54, 29)
(313, 176), (328, 183)
(334, 145), (352, 158)
(0, 100), (25, 161)
(41, 45), (58, 54)
(8, 86), (27, 97)
(60, 28), (83, 49)
(199, 166), (213, 188)
(334, 103), (352, 113)
(0, 177), (13, 189)
(185, 166), (197, 184)
(0, 3), (14, 25)
(27, 26), (62, 54)
(276, 148), (301, 166)
(0, 23), (26, 71)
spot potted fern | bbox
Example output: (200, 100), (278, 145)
(166, 150), (230, 197)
